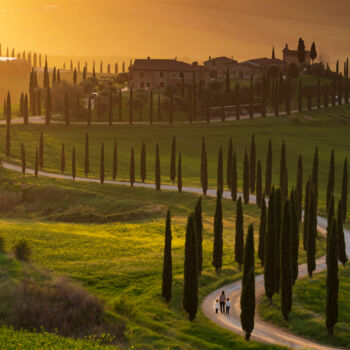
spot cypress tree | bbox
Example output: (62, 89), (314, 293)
(162, 209), (172, 302)
(345, 77), (349, 104)
(231, 151), (238, 201)
(6, 91), (11, 125)
(307, 187), (317, 277)
(72, 146), (76, 180)
(240, 224), (255, 341)
(341, 158), (348, 223)
(227, 137), (233, 188)
(250, 134), (256, 193)
(290, 189), (300, 284)
(243, 149), (250, 204)
(64, 93), (70, 125)
(235, 196), (244, 270)
(311, 147), (319, 197)
(45, 88), (51, 125)
(258, 193), (266, 266)
(327, 196), (335, 238)
(296, 155), (303, 222)
(149, 89), (153, 124)
(60, 144), (65, 174)
(87, 96), (92, 125)
(36, 90), (41, 116)
(129, 86), (133, 125)
(112, 139), (117, 180)
(5, 124), (10, 157)
(337, 200), (348, 266)
(279, 141), (286, 196)
(155, 144), (161, 191)
(298, 81), (302, 113)
(201, 137), (208, 195)
(256, 160), (262, 208)
(326, 218), (338, 335)
(177, 153), (182, 193)
(24, 94), (29, 125)
(140, 141), (146, 183)
(34, 147), (39, 177)
(265, 140), (273, 196)
(108, 92), (113, 125)
(170, 137), (176, 184)
(118, 89), (122, 122)
(213, 190), (223, 274)
(84, 133), (89, 177)
(326, 150), (335, 212)
(217, 146), (223, 194)
(39, 132), (44, 169)
(183, 213), (198, 321)
(338, 78), (343, 106)
(130, 147), (135, 187)
(21, 143), (26, 175)
(100, 142), (105, 184)
(280, 199), (293, 321)
(274, 188), (282, 292)
(73, 68), (77, 85)
(194, 197), (203, 276)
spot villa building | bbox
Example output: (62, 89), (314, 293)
(203, 56), (238, 80)
(283, 44), (311, 66)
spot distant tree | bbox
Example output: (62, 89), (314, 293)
(296, 155), (303, 222)
(73, 68), (77, 85)
(87, 96), (92, 125)
(162, 209), (172, 302)
(45, 88), (51, 125)
(6, 92), (11, 125)
(34, 147), (39, 177)
(217, 146), (223, 194)
(297, 38), (306, 64)
(312, 147), (319, 197)
(21, 143), (26, 175)
(139, 141), (146, 183)
(183, 213), (198, 321)
(274, 188), (282, 292)
(326, 150), (335, 212)
(243, 149), (250, 204)
(341, 158), (348, 223)
(213, 190), (223, 274)
(36, 90), (41, 116)
(265, 140), (273, 196)
(258, 193), (266, 266)
(39, 132), (44, 169)
(279, 141), (287, 196)
(303, 178), (311, 250)
(231, 151), (238, 201)
(235, 196), (244, 270)
(337, 200), (348, 266)
(240, 224), (255, 341)
(272, 46), (275, 59)
(227, 137), (233, 189)
(290, 189), (299, 284)
(307, 187), (317, 277)
(72, 146), (76, 180)
(60, 144), (65, 174)
(100, 142), (105, 184)
(326, 218), (339, 335)
(310, 42), (317, 64)
(24, 94), (29, 125)
(170, 137), (176, 184)
(194, 197), (203, 276)
(155, 144), (161, 190)
(201, 137), (208, 195)
(249, 134), (256, 193)
(130, 147), (135, 187)
(84, 133), (89, 177)
(256, 160), (262, 208)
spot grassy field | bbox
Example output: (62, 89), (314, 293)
(0, 167), (328, 349)
(1, 104), (350, 221)
(258, 265), (350, 349)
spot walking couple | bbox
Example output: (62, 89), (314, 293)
(215, 291), (231, 314)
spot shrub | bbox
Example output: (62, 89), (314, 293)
(13, 240), (31, 262)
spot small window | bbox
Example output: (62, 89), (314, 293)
(160, 72), (164, 78)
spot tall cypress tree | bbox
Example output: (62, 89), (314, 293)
(337, 200), (348, 266)
(307, 187), (317, 277)
(341, 158), (348, 223)
(21, 143), (26, 175)
(274, 188), (282, 292)
(326, 218), (339, 335)
(258, 192), (267, 266)
(213, 190), (223, 274)
(170, 136), (176, 184)
(311, 147), (319, 197)
(155, 144), (161, 191)
(256, 160), (262, 208)
(39, 132), (44, 169)
(34, 147), (39, 177)
(243, 149), (250, 204)
(24, 94), (29, 125)
(279, 141), (286, 196)
(290, 189), (299, 284)
(177, 153), (182, 193)
(227, 137), (233, 188)
(235, 196), (244, 270)
(217, 146), (223, 194)
(84, 133), (89, 177)
(60, 144), (65, 174)
(201, 137), (208, 195)
(112, 138), (117, 180)
(5, 124), (10, 157)
(162, 209), (172, 302)
(140, 141), (146, 183)
(6, 91), (11, 125)
(72, 146), (76, 180)
(280, 199), (293, 321)
(240, 224), (255, 341)
(100, 142), (105, 184)
(326, 150), (335, 212)
(296, 155), (303, 222)
(87, 96), (92, 125)
(231, 151), (238, 201)
(265, 139), (273, 196)
(194, 197), (203, 276)
(183, 213), (198, 321)
(130, 147), (135, 187)
(250, 134), (256, 193)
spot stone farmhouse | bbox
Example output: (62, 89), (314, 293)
(203, 56), (238, 80)
(283, 44), (311, 66)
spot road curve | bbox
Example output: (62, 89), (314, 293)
(1, 161), (349, 349)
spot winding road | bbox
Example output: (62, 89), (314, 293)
(1, 161), (349, 350)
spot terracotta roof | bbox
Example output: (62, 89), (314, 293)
(132, 59), (201, 72)
(204, 56), (237, 64)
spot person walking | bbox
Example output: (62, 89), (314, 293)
(219, 291), (226, 313)
(226, 298), (231, 314)
(215, 299), (219, 314)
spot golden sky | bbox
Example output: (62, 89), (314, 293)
(1, 0), (350, 64)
